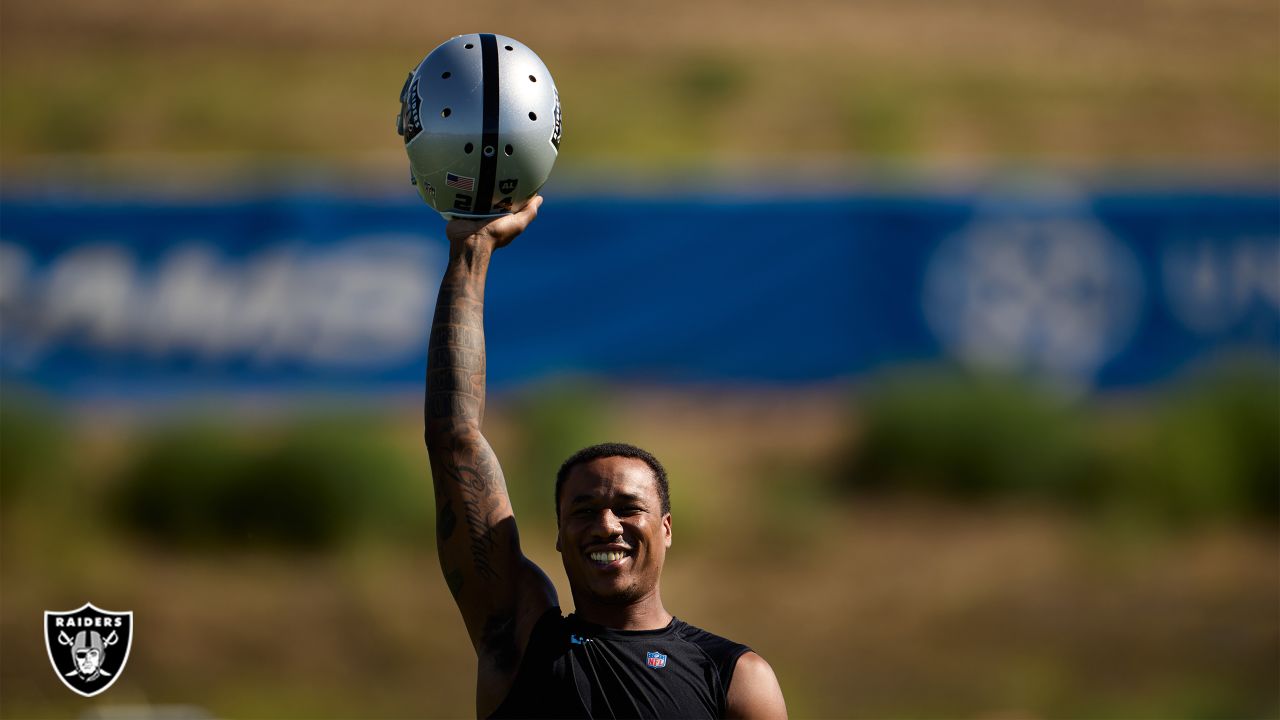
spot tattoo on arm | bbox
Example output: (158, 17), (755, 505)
(482, 613), (519, 672)
(462, 498), (499, 581)
(425, 245), (491, 425)
(445, 568), (465, 599)
(437, 499), (458, 542)
(435, 446), (505, 582)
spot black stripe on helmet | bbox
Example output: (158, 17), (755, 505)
(474, 34), (500, 214)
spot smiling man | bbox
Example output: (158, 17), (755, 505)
(424, 198), (787, 719)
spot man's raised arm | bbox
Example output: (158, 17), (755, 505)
(424, 198), (556, 701)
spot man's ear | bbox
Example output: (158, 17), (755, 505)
(663, 513), (672, 549)
(555, 531), (562, 553)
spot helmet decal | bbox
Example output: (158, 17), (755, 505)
(399, 72), (423, 144)
(550, 87), (562, 151)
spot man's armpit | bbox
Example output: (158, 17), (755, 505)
(481, 612), (520, 673)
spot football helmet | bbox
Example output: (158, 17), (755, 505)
(397, 34), (561, 220)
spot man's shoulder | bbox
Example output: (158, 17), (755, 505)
(672, 618), (752, 669)
(524, 605), (570, 651)
(674, 617), (751, 649)
(725, 651), (788, 718)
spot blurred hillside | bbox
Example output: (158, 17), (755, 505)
(3, 0), (1278, 177)
(1, 373), (1277, 719)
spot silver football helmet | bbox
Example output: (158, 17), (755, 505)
(397, 34), (561, 220)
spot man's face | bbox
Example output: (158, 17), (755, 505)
(557, 456), (671, 606)
(76, 648), (101, 675)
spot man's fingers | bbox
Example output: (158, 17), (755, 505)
(445, 195), (543, 247)
(506, 195), (542, 233)
(485, 195), (542, 245)
(523, 194), (544, 216)
(502, 195), (542, 229)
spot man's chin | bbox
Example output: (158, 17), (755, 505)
(585, 578), (646, 606)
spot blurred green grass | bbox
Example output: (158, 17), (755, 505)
(112, 414), (430, 550)
(836, 361), (1280, 530)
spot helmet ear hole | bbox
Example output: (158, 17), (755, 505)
(441, 71), (451, 79)
(464, 143), (474, 154)
(528, 112), (537, 121)
(441, 108), (452, 118)
(505, 144), (514, 156)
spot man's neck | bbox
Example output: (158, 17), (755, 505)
(573, 588), (672, 631)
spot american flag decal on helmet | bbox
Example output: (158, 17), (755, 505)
(446, 172), (475, 192)
(646, 651), (667, 669)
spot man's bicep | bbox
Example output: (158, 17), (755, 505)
(429, 429), (554, 648)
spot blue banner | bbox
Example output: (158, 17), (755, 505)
(2, 189), (1276, 395)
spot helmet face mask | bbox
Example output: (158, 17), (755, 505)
(398, 34), (561, 220)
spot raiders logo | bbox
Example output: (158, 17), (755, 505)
(550, 87), (562, 151)
(398, 71), (423, 144)
(45, 603), (133, 697)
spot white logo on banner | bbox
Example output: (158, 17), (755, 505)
(0, 236), (441, 370)
(923, 215), (1143, 389)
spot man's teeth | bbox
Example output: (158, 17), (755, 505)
(589, 551), (627, 563)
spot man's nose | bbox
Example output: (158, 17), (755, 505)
(589, 509), (623, 538)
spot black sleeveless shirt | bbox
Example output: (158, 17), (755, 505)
(490, 608), (751, 719)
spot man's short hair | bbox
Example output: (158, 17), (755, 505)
(555, 442), (670, 519)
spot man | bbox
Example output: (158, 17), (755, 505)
(424, 196), (787, 718)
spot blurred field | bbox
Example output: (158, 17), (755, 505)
(2, 0), (1278, 175)
(2, 370), (1276, 719)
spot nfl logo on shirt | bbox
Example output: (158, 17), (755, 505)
(646, 651), (668, 669)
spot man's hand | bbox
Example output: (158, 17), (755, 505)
(446, 195), (543, 249)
